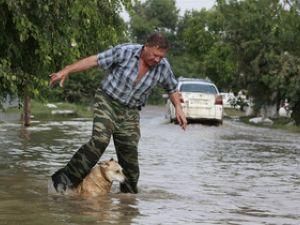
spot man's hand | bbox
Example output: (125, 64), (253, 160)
(175, 105), (187, 130)
(169, 91), (187, 130)
(49, 71), (69, 88)
(49, 55), (98, 88)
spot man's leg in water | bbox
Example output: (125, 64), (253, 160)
(51, 91), (115, 192)
(113, 108), (140, 193)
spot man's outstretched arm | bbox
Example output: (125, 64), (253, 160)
(49, 55), (98, 87)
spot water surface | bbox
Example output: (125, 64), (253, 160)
(0, 106), (299, 225)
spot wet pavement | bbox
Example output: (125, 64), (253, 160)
(0, 106), (299, 225)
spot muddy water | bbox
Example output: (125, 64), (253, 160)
(0, 106), (299, 225)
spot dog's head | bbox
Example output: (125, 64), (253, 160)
(99, 158), (126, 183)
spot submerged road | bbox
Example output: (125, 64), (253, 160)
(0, 106), (299, 224)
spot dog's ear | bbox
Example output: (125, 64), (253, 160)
(99, 161), (109, 168)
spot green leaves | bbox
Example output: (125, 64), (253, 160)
(129, 0), (179, 42)
(0, 0), (131, 104)
(0, 59), (17, 97)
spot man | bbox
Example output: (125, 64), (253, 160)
(49, 32), (187, 194)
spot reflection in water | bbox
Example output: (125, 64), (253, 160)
(0, 106), (300, 225)
(47, 194), (140, 225)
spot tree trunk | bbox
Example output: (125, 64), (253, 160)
(291, 101), (300, 126)
(23, 94), (31, 126)
(260, 104), (277, 119)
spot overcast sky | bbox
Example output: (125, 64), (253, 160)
(176, 0), (216, 15)
(121, 0), (216, 21)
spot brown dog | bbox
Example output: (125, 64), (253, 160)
(69, 158), (126, 197)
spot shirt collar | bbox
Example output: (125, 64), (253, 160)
(134, 45), (144, 59)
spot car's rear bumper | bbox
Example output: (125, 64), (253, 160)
(182, 106), (223, 120)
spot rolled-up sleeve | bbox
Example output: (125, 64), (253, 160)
(97, 45), (121, 70)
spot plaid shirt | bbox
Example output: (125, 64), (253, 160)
(97, 43), (177, 108)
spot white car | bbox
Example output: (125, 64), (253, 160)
(165, 77), (223, 126)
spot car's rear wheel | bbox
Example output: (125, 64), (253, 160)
(215, 120), (223, 126)
(170, 117), (176, 123)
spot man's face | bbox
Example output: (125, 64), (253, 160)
(142, 46), (168, 67)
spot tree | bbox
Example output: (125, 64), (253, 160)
(276, 1), (300, 124)
(176, 0), (300, 124)
(176, 8), (237, 90)
(0, 0), (133, 125)
(129, 0), (179, 43)
(217, 0), (300, 122)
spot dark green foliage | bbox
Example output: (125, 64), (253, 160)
(129, 0), (179, 43)
(0, 0), (132, 106)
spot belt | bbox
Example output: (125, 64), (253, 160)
(98, 88), (142, 111)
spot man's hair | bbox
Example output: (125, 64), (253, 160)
(144, 32), (170, 49)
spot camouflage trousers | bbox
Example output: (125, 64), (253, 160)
(52, 89), (140, 193)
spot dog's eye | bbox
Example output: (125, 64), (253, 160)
(116, 170), (120, 173)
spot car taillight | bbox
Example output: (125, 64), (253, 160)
(215, 95), (223, 105)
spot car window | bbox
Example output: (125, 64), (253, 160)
(179, 83), (218, 94)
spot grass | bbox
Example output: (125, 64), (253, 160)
(224, 108), (300, 133)
(223, 107), (247, 118)
(4, 100), (93, 119)
(240, 116), (300, 133)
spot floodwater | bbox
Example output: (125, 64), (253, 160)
(0, 106), (299, 225)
